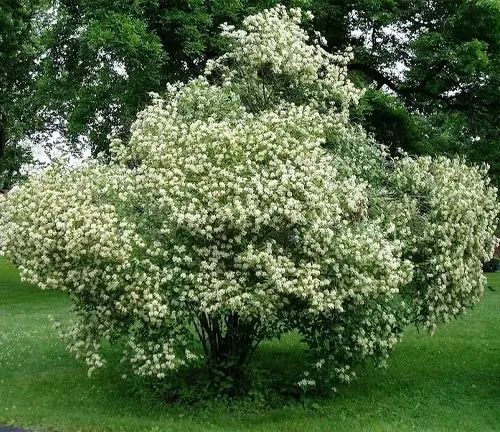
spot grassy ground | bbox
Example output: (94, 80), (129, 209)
(1, 257), (499, 432)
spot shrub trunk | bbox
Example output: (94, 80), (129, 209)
(196, 313), (260, 390)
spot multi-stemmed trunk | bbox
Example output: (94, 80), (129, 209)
(195, 313), (262, 390)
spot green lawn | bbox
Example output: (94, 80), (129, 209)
(1, 256), (499, 432)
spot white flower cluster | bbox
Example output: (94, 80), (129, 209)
(206, 5), (361, 128)
(393, 156), (499, 330)
(0, 6), (497, 387)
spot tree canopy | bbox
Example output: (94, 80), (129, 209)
(332, 0), (500, 180)
(0, 0), (43, 190)
(21, 0), (497, 188)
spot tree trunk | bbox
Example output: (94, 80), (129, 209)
(0, 108), (6, 160)
(0, 108), (16, 191)
(0, 109), (9, 191)
(196, 313), (260, 391)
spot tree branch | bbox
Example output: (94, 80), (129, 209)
(0, 108), (6, 160)
(348, 63), (499, 117)
(348, 63), (399, 92)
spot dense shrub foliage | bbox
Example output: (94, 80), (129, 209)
(0, 6), (498, 392)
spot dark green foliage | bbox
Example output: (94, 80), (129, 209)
(352, 89), (431, 156)
(31, 0), (500, 188)
(335, 0), (500, 183)
(1, 0), (496, 189)
(0, 0), (41, 189)
(35, 0), (307, 155)
(36, 0), (165, 154)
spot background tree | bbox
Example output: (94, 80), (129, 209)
(34, 0), (500, 188)
(315, 0), (500, 182)
(0, 0), (44, 190)
(34, 0), (298, 155)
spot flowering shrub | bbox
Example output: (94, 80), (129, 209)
(0, 6), (498, 392)
(392, 156), (499, 330)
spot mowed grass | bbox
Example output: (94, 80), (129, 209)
(1, 256), (499, 432)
